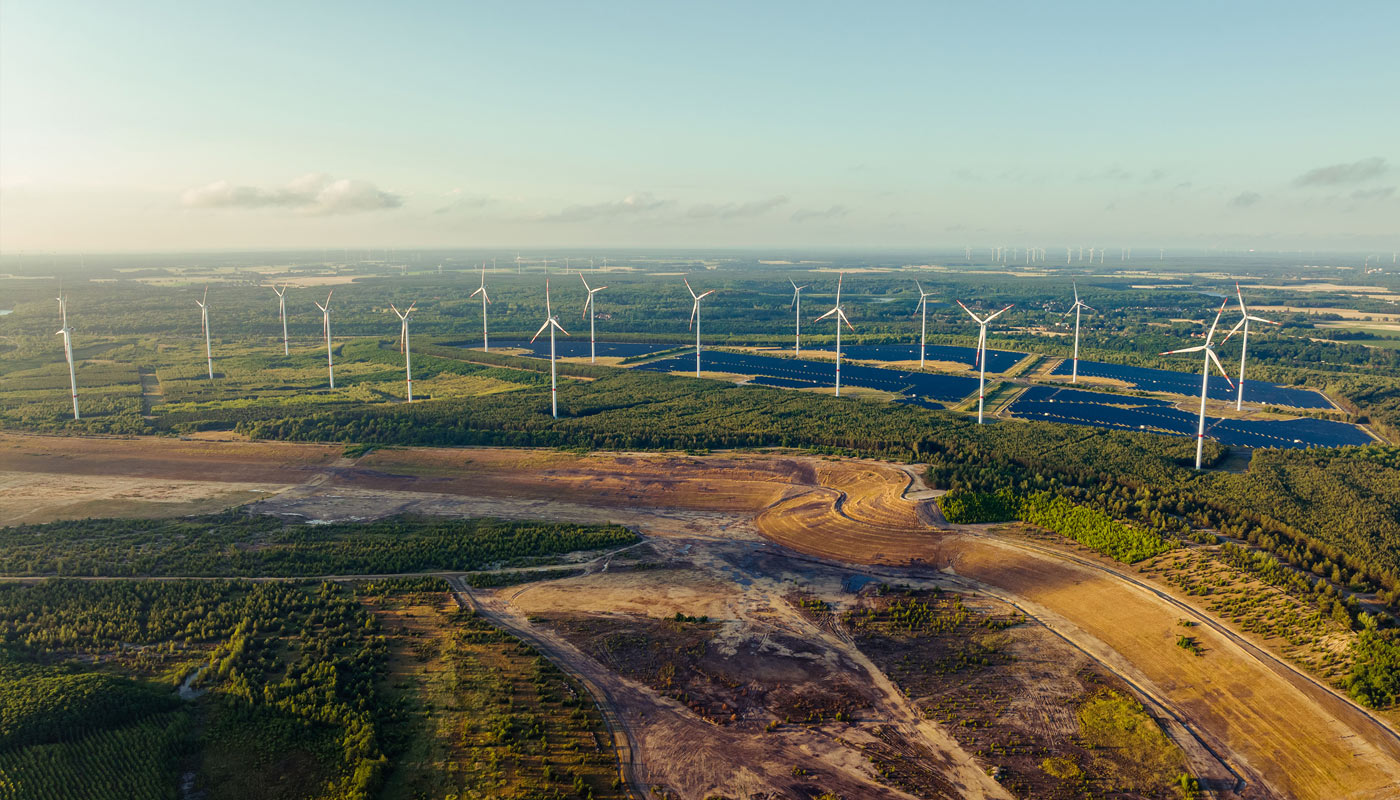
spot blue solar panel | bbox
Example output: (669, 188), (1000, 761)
(1009, 385), (1370, 449)
(468, 340), (679, 359)
(635, 350), (982, 403)
(1050, 359), (1332, 409)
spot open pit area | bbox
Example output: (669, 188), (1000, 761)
(1, 431), (1398, 799)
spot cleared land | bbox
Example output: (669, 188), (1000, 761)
(1, 432), (1397, 798)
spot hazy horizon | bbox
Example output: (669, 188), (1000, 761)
(2, 1), (1397, 253)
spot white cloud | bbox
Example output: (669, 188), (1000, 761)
(1292, 157), (1389, 187)
(687, 195), (789, 220)
(538, 192), (671, 223)
(181, 173), (402, 215)
(791, 205), (850, 223)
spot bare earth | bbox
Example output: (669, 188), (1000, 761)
(1, 432), (1398, 798)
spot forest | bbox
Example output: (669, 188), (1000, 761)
(0, 512), (638, 578)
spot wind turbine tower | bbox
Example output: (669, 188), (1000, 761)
(1063, 283), (1095, 383)
(815, 273), (855, 396)
(195, 287), (213, 380)
(530, 280), (570, 418)
(470, 265), (491, 351)
(56, 290), (79, 419)
(1221, 283), (1278, 410)
(685, 278), (716, 377)
(314, 291), (335, 389)
(914, 280), (933, 369)
(390, 302), (417, 402)
(790, 280), (809, 356)
(956, 300), (1013, 424)
(272, 285), (289, 355)
(1162, 300), (1234, 470)
(580, 274), (608, 362)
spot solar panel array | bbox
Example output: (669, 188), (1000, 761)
(1008, 385), (1371, 449)
(1050, 359), (1332, 409)
(635, 349), (982, 403)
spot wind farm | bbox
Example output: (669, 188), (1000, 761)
(2, 3), (1397, 799)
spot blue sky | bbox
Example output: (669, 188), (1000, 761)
(1, 1), (1396, 252)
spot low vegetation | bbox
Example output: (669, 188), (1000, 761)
(0, 512), (638, 577)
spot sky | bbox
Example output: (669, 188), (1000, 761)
(1, 1), (1397, 253)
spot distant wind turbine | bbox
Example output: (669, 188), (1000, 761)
(1063, 282), (1095, 383)
(470, 265), (491, 351)
(790, 280), (809, 356)
(1067, 247), (1072, 265)
(914, 281), (933, 369)
(272, 285), (289, 355)
(1220, 283), (1278, 411)
(195, 287), (213, 380)
(957, 300), (1013, 424)
(1162, 300), (1234, 470)
(314, 291), (334, 389)
(685, 278), (716, 377)
(580, 274), (607, 363)
(56, 289), (79, 419)
(815, 273), (855, 396)
(390, 301), (417, 402)
(530, 280), (569, 418)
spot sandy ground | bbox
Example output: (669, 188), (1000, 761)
(1, 432), (1397, 798)
(480, 538), (1014, 799)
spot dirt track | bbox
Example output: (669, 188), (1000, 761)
(2, 432), (1398, 798)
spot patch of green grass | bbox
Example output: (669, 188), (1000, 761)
(1076, 689), (1190, 793)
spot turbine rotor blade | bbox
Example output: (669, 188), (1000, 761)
(530, 319), (552, 343)
(1207, 349), (1234, 386)
(1161, 345), (1206, 355)
(984, 304), (1014, 322)
(955, 300), (984, 324)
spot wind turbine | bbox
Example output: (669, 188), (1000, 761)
(1063, 282), (1095, 383)
(56, 290), (79, 419)
(314, 291), (335, 389)
(914, 281), (933, 369)
(956, 300), (1013, 424)
(390, 301), (417, 402)
(531, 280), (569, 418)
(195, 287), (213, 380)
(272, 285), (289, 355)
(685, 278), (715, 377)
(815, 273), (855, 396)
(789, 280), (808, 356)
(469, 264), (491, 351)
(1221, 283), (1279, 410)
(580, 274), (607, 362)
(1161, 300), (1234, 470)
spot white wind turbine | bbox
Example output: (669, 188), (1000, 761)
(470, 265), (491, 351)
(580, 274), (607, 362)
(314, 291), (335, 389)
(272, 285), (289, 355)
(1161, 300), (1235, 470)
(56, 289), (79, 419)
(815, 273), (855, 396)
(390, 301), (417, 402)
(914, 280), (933, 369)
(531, 280), (569, 418)
(1063, 282), (1095, 383)
(685, 278), (715, 377)
(956, 300), (1013, 424)
(1221, 282), (1278, 410)
(789, 280), (809, 356)
(195, 287), (213, 380)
